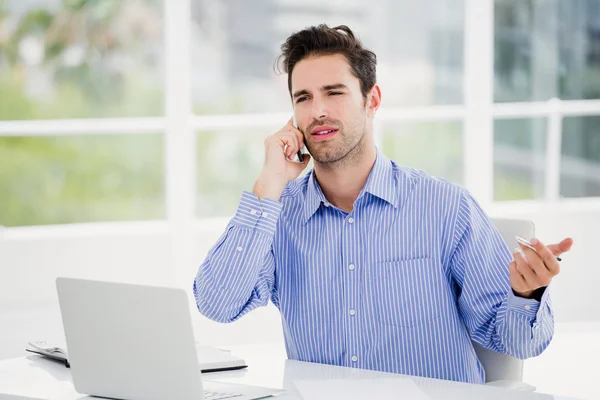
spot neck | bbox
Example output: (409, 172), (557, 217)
(313, 137), (377, 213)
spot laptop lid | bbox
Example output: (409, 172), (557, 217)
(56, 277), (204, 400)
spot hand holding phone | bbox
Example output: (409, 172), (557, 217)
(285, 116), (307, 164)
(253, 116), (309, 201)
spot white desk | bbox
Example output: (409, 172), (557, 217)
(0, 343), (583, 400)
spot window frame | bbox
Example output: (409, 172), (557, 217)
(0, 0), (599, 236)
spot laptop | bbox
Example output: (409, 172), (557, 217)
(56, 277), (283, 400)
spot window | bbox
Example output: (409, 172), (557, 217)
(494, 0), (600, 201)
(0, 0), (164, 120)
(2, 0), (599, 229)
(493, 118), (546, 201)
(0, 134), (164, 227)
(495, 0), (600, 102)
(382, 121), (463, 184)
(196, 128), (270, 218)
(0, 0), (165, 227)
(191, 0), (465, 115)
(561, 116), (600, 198)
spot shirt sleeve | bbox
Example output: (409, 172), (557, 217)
(449, 188), (554, 359)
(193, 191), (283, 323)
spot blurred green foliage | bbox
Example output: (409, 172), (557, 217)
(0, 0), (164, 227)
(0, 135), (164, 226)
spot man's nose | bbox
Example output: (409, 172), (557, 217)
(311, 98), (328, 120)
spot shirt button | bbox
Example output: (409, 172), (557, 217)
(347, 217), (354, 224)
(250, 209), (257, 215)
(348, 264), (355, 271)
(525, 305), (531, 311)
(236, 247), (243, 252)
(351, 355), (358, 362)
(349, 309), (356, 316)
(261, 212), (269, 218)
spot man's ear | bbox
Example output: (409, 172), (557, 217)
(366, 84), (381, 118)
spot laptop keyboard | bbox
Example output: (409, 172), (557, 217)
(204, 390), (243, 399)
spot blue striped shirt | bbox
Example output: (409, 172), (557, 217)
(193, 149), (553, 384)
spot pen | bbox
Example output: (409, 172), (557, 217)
(515, 236), (561, 262)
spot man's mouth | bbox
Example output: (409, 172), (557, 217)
(311, 126), (339, 141)
(313, 129), (336, 135)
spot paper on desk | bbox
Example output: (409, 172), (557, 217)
(293, 377), (431, 400)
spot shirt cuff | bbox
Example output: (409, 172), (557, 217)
(231, 191), (283, 235)
(508, 286), (550, 318)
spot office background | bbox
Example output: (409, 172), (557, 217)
(0, 0), (599, 398)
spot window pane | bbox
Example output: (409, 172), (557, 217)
(495, 0), (600, 102)
(493, 118), (546, 201)
(196, 128), (270, 217)
(381, 121), (463, 184)
(561, 116), (600, 198)
(0, 134), (164, 227)
(192, 0), (464, 115)
(0, 0), (163, 120)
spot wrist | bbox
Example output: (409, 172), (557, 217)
(253, 173), (287, 201)
(512, 288), (535, 299)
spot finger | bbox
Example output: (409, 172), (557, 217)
(278, 124), (303, 150)
(522, 238), (561, 276)
(275, 133), (299, 157)
(546, 237), (573, 257)
(518, 244), (554, 284)
(513, 249), (541, 288)
(287, 125), (305, 149)
(509, 260), (528, 292)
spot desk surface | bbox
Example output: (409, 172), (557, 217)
(0, 343), (583, 400)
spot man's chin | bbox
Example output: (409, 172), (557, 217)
(311, 151), (348, 165)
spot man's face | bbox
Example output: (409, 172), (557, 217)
(291, 54), (371, 165)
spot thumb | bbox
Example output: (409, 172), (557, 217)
(546, 238), (573, 256)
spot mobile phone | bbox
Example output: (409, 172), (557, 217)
(286, 116), (306, 163)
(515, 236), (561, 262)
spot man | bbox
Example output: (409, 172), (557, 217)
(193, 24), (573, 384)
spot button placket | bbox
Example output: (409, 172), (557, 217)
(343, 211), (361, 367)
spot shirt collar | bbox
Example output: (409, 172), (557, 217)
(303, 148), (399, 224)
(303, 170), (329, 224)
(361, 149), (399, 207)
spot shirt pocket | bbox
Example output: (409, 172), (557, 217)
(366, 257), (443, 328)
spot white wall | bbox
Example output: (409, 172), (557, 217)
(0, 202), (598, 362)
(0, 219), (284, 361)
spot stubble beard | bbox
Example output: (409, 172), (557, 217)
(307, 113), (368, 172)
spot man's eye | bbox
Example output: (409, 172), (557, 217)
(330, 92), (343, 96)
(296, 97), (308, 103)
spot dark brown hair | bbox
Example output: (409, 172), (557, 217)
(276, 24), (377, 100)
